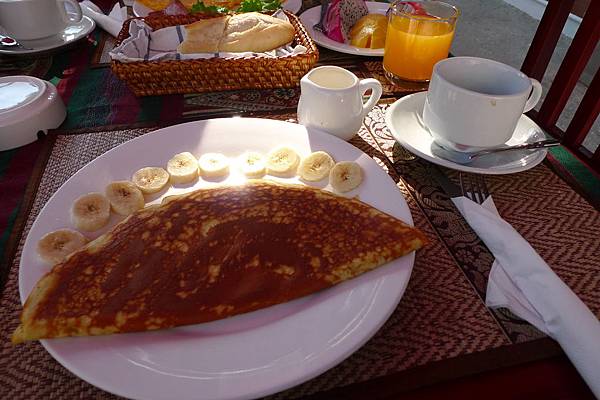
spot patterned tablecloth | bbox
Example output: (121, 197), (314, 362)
(1, 105), (599, 399)
(0, 1), (599, 399)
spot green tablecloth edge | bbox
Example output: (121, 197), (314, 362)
(549, 146), (600, 200)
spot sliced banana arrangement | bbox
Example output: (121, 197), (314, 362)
(37, 229), (88, 265)
(105, 181), (145, 216)
(132, 167), (170, 194)
(266, 146), (300, 177)
(167, 152), (198, 184)
(299, 151), (335, 182)
(198, 153), (230, 178)
(39, 145), (368, 266)
(330, 161), (363, 193)
(71, 192), (111, 232)
(239, 151), (266, 178)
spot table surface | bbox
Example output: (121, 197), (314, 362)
(0, 1), (599, 399)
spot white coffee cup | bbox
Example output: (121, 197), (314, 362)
(297, 66), (383, 141)
(0, 0), (83, 41)
(422, 57), (542, 152)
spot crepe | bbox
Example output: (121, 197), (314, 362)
(13, 181), (427, 344)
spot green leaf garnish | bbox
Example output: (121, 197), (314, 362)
(190, 0), (282, 14)
(190, 1), (229, 14)
(237, 0), (281, 12)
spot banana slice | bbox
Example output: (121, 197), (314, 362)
(37, 229), (88, 265)
(132, 167), (170, 194)
(198, 153), (230, 178)
(239, 151), (266, 178)
(266, 146), (300, 177)
(329, 161), (363, 193)
(71, 192), (111, 232)
(105, 181), (145, 216)
(298, 151), (335, 181)
(167, 152), (198, 184)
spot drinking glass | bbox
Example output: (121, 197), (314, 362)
(383, 1), (459, 84)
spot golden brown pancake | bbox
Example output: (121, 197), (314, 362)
(13, 180), (427, 344)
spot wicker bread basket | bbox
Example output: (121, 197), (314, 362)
(111, 11), (319, 96)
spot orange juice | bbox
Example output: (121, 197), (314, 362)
(383, 15), (455, 81)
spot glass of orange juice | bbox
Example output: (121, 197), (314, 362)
(383, 1), (459, 84)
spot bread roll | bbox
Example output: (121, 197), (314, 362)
(177, 16), (228, 53)
(219, 12), (295, 53)
(177, 12), (295, 54)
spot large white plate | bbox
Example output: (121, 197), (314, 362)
(299, 2), (389, 57)
(0, 15), (95, 56)
(133, 0), (302, 17)
(385, 92), (548, 175)
(19, 118), (415, 400)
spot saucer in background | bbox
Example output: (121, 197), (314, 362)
(385, 91), (548, 175)
(0, 14), (95, 56)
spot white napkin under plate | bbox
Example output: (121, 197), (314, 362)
(109, 11), (307, 62)
(81, 1), (126, 37)
(452, 196), (600, 398)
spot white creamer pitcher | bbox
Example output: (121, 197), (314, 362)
(297, 66), (383, 141)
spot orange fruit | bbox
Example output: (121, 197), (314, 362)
(350, 30), (370, 48)
(349, 14), (388, 49)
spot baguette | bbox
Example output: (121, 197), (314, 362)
(177, 12), (295, 54)
(219, 12), (295, 52)
(177, 16), (228, 53)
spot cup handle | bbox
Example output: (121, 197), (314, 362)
(524, 78), (542, 112)
(359, 78), (383, 118)
(60, 0), (83, 23)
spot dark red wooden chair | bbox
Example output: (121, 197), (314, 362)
(521, 0), (600, 172)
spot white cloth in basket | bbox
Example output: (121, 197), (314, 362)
(109, 11), (307, 63)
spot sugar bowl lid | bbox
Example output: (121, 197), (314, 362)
(0, 75), (66, 151)
(0, 76), (47, 116)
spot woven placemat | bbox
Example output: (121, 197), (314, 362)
(364, 103), (600, 339)
(1, 108), (599, 399)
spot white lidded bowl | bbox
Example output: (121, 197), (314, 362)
(0, 75), (66, 151)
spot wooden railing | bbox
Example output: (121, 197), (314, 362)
(521, 0), (600, 172)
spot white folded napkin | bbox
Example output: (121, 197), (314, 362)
(80, 1), (126, 37)
(452, 196), (600, 398)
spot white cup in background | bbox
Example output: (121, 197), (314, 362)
(423, 56), (542, 152)
(0, 0), (83, 41)
(298, 66), (383, 141)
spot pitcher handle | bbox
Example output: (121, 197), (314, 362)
(524, 78), (542, 112)
(60, 0), (83, 23)
(359, 78), (383, 118)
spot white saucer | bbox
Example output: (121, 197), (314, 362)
(0, 15), (95, 55)
(385, 92), (548, 175)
